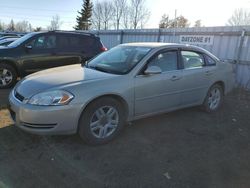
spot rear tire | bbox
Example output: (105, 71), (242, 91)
(203, 84), (223, 113)
(78, 97), (126, 145)
(0, 63), (17, 89)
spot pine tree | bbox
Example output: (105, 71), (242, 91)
(75, 0), (93, 30)
(8, 19), (15, 31)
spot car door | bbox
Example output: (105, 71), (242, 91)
(179, 50), (216, 106)
(55, 34), (83, 66)
(134, 49), (183, 117)
(21, 34), (59, 73)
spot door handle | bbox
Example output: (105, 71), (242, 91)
(170, 75), (181, 81)
(205, 70), (213, 76)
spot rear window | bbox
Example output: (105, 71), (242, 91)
(84, 36), (101, 51)
(68, 35), (98, 48)
(181, 51), (205, 69)
(57, 34), (101, 52)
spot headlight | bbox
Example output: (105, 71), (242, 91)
(27, 90), (74, 106)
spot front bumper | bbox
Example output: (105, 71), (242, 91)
(9, 90), (82, 135)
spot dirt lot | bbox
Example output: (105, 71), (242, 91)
(0, 88), (250, 188)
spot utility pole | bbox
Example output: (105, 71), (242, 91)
(173, 9), (177, 42)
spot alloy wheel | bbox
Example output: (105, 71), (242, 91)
(90, 106), (119, 138)
(0, 68), (13, 87)
(207, 87), (221, 110)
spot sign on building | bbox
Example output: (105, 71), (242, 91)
(180, 35), (214, 45)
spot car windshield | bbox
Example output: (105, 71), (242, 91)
(87, 45), (152, 75)
(8, 33), (36, 47)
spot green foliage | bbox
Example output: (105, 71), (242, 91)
(159, 14), (189, 28)
(75, 0), (93, 30)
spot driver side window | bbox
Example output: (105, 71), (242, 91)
(27, 35), (56, 49)
(28, 36), (46, 49)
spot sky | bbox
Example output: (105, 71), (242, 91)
(0, 0), (250, 30)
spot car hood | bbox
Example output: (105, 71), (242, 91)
(16, 64), (116, 98)
(0, 45), (14, 49)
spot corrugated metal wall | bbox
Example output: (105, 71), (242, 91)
(91, 26), (250, 63)
(91, 26), (250, 89)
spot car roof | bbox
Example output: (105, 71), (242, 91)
(33, 30), (96, 37)
(119, 42), (219, 60)
(120, 42), (198, 48)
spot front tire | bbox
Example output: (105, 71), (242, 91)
(0, 63), (17, 89)
(203, 84), (223, 113)
(78, 97), (126, 145)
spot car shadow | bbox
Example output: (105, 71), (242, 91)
(0, 89), (12, 107)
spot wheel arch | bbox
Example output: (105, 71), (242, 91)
(212, 81), (225, 95)
(77, 93), (129, 129)
(0, 59), (20, 77)
(203, 80), (225, 104)
(202, 81), (225, 112)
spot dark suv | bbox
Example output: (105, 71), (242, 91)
(0, 31), (107, 88)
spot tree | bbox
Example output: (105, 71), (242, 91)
(176, 15), (189, 27)
(75, 0), (93, 30)
(15, 20), (30, 32)
(34, 27), (42, 32)
(129, 0), (150, 29)
(194, 20), (202, 27)
(170, 15), (189, 28)
(122, 5), (130, 29)
(159, 14), (170, 28)
(28, 23), (33, 32)
(92, 0), (114, 30)
(92, 1), (103, 30)
(0, 20), (5, 31)
(92, 0), (150, 30)
(7, 19), (15, 31)
(113, 0), (127, 30)
(47, 15), (62, 30)
(102, 1), (114, 30)
(227, 8), (250, 26)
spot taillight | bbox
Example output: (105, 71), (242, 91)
(101, 46), (108, 51)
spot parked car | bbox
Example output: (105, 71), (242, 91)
(0, 30), (107, 88)
(0, 38), (19, 46)
(0, 33), (19, 38)
(0, 31), (26, 37)
(0, 36), (20, 41)
(9, 43), (234, 145)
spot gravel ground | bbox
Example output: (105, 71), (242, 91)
(0, 88), (249, 188)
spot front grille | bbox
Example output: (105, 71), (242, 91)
(14, 91), (25, 102)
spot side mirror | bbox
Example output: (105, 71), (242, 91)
(144, 66), (162, 75)
(25, 45), (32, 50)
